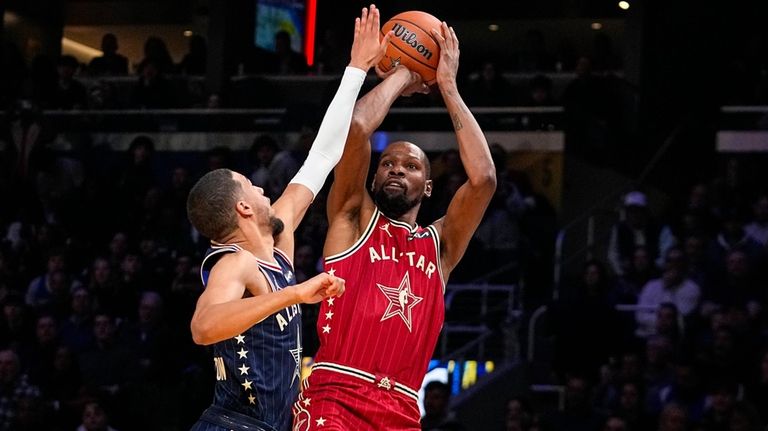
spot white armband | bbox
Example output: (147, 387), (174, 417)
(289, 66), (366, 197)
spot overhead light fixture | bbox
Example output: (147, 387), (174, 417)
(183, 30), (193, 37)
(618, 1), (630, 10)
(488, 24), (499, 31)
(591, 22), (603, 30)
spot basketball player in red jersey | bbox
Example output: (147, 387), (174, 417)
(292, 21), (496, 431)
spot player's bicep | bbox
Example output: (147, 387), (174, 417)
(437, 181), (495, 274)
(327, 133), (372, 220)
(195, 258), (247, 307)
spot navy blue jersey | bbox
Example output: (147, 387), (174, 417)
(197, 244), (302, 431)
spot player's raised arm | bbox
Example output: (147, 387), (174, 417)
(191, 253), (345, 345)
(271, 5), (391, 252)
(430, 22), (497, 278)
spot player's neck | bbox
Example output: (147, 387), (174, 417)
(382, 207), (420, 228)
(223, 226), (275, 262)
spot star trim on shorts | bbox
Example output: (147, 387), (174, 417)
(302, 397), (311, 406)
(241, 379), (253, 391)
(289, 332), (302, 386)
(248, 394), (256, 405)
(322, 324), (331, 334)
(327, 268), (336, 276)
(316, 417), (326, 426)
(237, 348), (248, 359)
(235, 334), (245, 344)
(327, 297), (335, 306)
(377, 272), (423, 332)
(238, 364), (250, 375)
(325, 311), (333, 320)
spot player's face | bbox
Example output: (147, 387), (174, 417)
(372, 142), (431, 219)
(236, 174), (284, 236)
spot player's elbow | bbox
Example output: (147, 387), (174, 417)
(471, 170), (497, 194)
(348, 116), (371, 140)
(190, 317), (215, 345)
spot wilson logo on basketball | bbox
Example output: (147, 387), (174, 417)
(391, 23), (434, 60)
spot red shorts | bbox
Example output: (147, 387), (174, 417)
(292, 364), (421, 431)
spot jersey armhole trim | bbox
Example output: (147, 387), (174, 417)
(325, 208), (380, 264)
(426, 224), (446, 293)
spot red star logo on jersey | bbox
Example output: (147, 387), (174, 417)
(377, 272), (423, 332)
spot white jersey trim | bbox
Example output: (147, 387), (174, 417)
(311, 362), (419, 401)
(426, 224), (446, 292)
(325, 208), (381, 264)
(199, 244), (243, 285)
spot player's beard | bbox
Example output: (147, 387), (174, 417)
(270, 216), (284, 237)
(374, 188), (420, 219)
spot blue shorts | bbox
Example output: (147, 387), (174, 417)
(190, 405), (275, 431)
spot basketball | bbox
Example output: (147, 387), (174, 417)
(378, 11), (442, 84)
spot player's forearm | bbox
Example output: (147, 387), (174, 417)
(441, 87), (496, 189)
(349, 67), (414, 140)
(191, 287), (300, 345)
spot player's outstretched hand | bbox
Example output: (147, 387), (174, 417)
(295, 272), (346, 304)
(431, 21), (460, 89)
(349, 4), (392, 71)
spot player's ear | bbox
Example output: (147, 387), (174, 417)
(424, 179), (433, 198)
(235, 200), (253, 216)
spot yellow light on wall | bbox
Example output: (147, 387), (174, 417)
(61, 37), (102, 63)
(618, 1), (630, 10)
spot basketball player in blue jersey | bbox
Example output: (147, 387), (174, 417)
(185, 6), (393, 431)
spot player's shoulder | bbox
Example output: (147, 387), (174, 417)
(207, 248), (256, 272)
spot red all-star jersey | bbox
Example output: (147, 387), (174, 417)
(314, 207), (445, 391)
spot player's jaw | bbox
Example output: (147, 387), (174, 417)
(374, 184), (421, 219)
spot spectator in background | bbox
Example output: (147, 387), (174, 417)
(505, 397), (534, 431)
(523, 74), (556, 106)
(24, 248), (66, 309)
(247, 134), (300, 199)
(78, 313), (140, 410)
(744, 193), (768, 246)
(465, 61), (515, 107)
(274, 30), (308, 75)
(613, 245), (658, 304)
(698, 381), (736, 431)
(89, 33), (129, 76)
(656, 403), (688, 431)
(178, 34), (207, 76)
(76, 400), (119, 431)
(635, 247), (701, 338)
(709, 207), (764, 271)
(649, 363), (706, 423)
(130, 59), (176, 109)
(601, 416), (627, 431)
(203, 145), (235, 173)
(728, 401), (762, 431)
(608, 191), (672, 276)
(54, 55), (87, 110)
(136, 36), (174, 75)
(544, 376), (603, 431)
(421, 381), (465, 431)
(314, 28), (347, 75)
(117, 136), (157, 213)
(59, 286), (94, 353)
(551, 259), (623, 379)
(0, 349), (41, 430)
